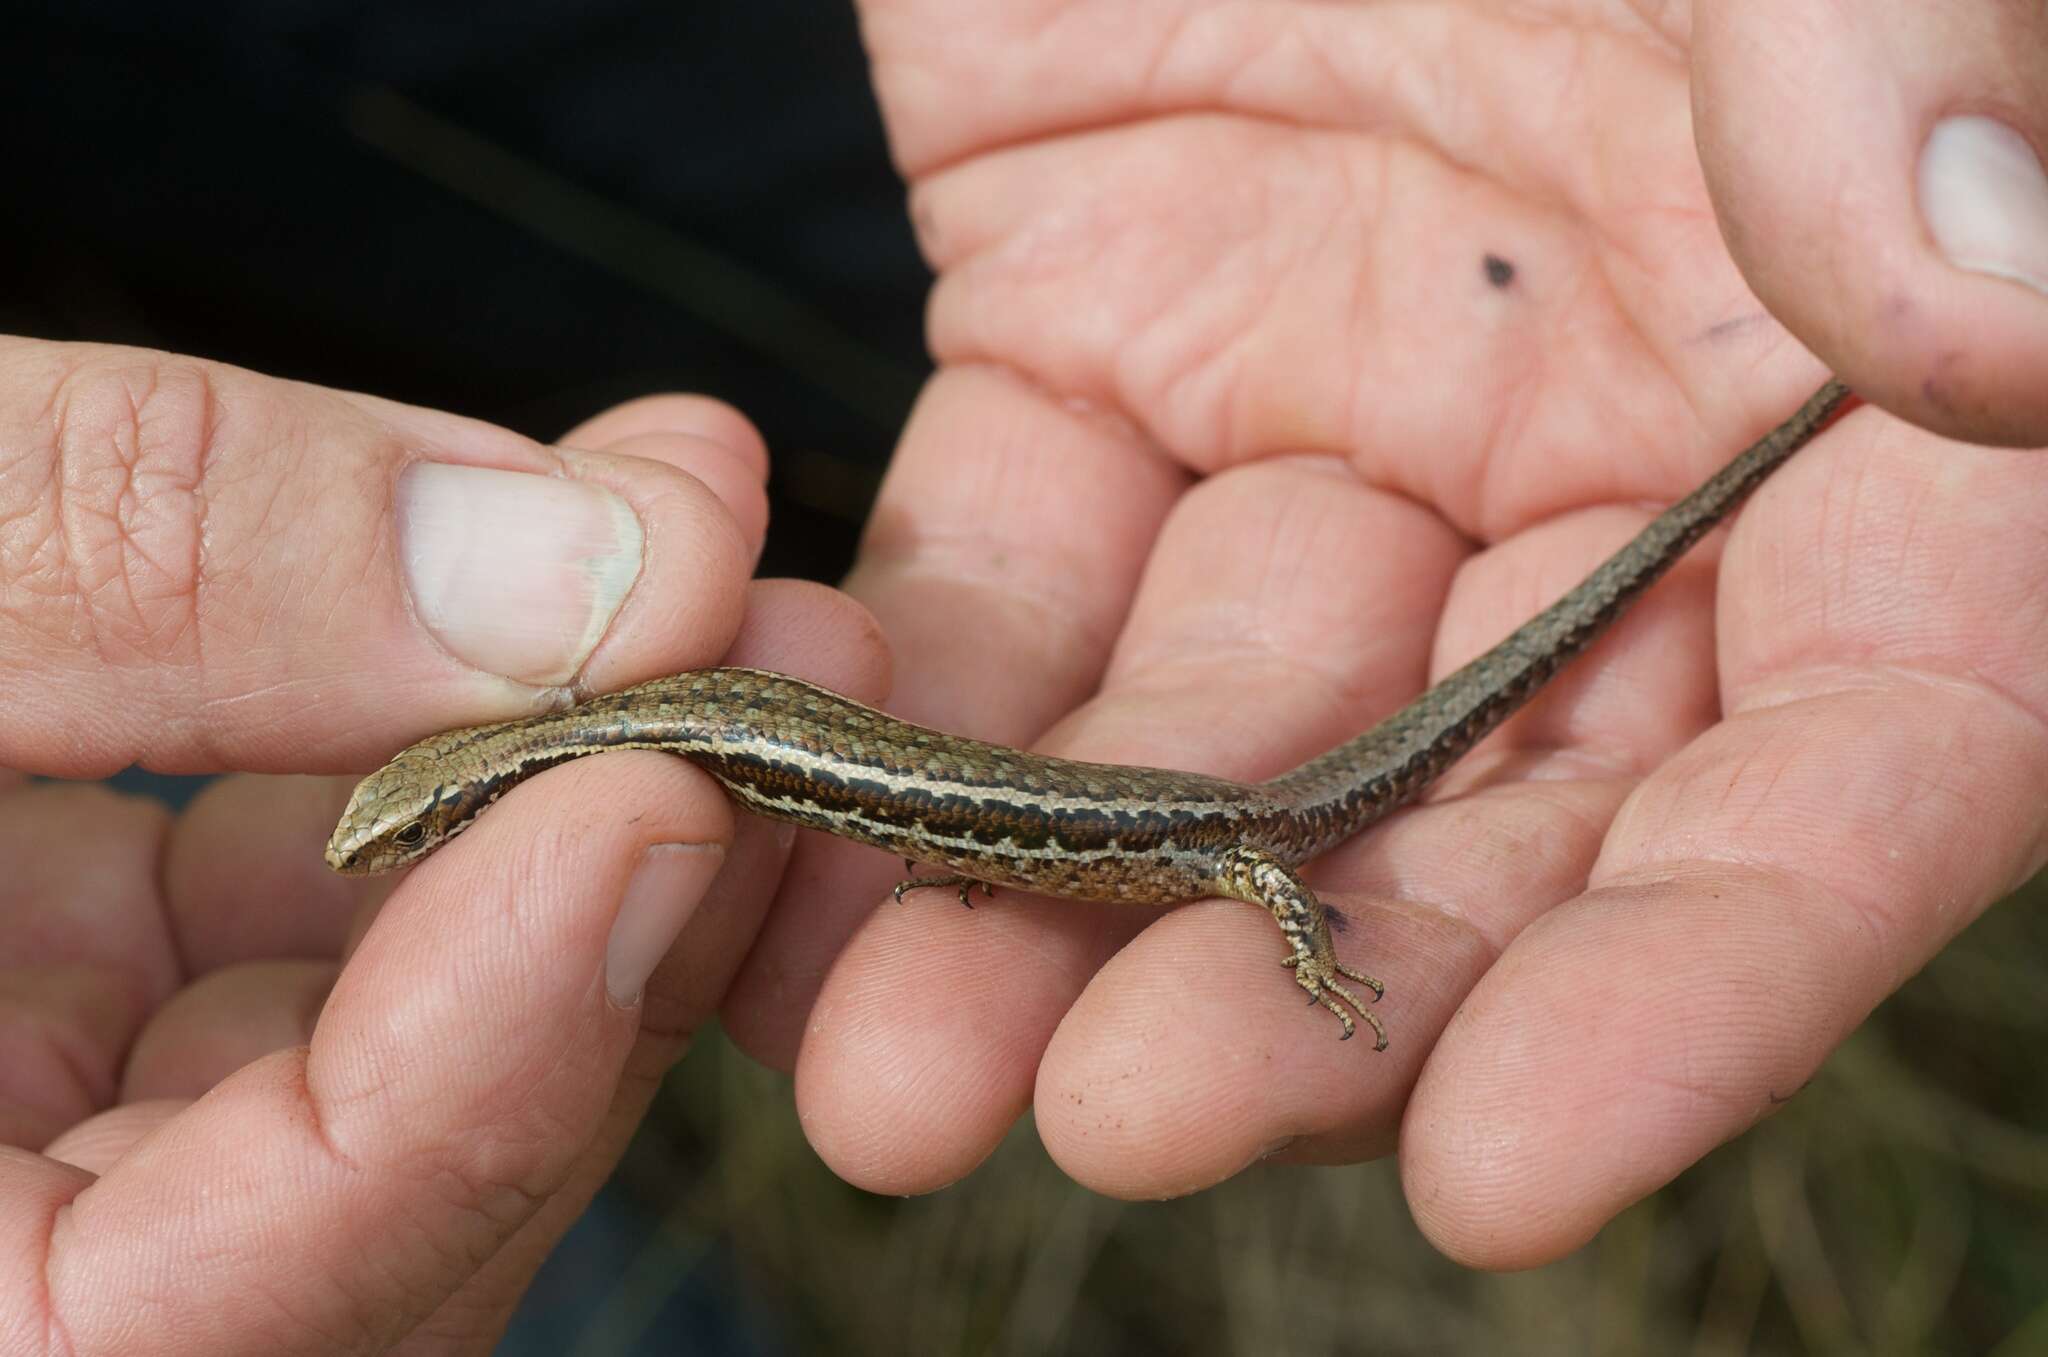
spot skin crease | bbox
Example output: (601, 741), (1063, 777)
(1, 3), (2047, 1352)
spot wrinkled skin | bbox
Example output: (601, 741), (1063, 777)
(3, 3), (2047, 1353)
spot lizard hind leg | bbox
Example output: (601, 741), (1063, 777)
(892, 867), (997, 910)
(1213, 846), (1387, 1050)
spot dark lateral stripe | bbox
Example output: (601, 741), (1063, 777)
(711, 714), (1248, 803)
(458, 744), (589, 819)
(695, 749), (1250, 854)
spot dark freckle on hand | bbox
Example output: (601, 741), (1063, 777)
(1483, 254), (1515, 288)
(1921, 349), (1965, 415)
(1696, 312), (1766, 345)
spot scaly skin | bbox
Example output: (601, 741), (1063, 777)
(329, 379), (1854, 1048)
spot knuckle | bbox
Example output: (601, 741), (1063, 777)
(9, 347), (227, 669)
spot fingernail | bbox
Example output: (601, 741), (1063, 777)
(399, 463), (644, 686)
(1919, 115), (2048, 296)
(605, 843), (725, 1007)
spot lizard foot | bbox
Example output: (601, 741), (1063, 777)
(1283, 953), (1386, 1049)
(1214, 844), (1389, 1049)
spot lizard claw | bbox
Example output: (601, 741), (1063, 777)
(893, 872), (998, 911)
(1284, 953), (1387, 1049)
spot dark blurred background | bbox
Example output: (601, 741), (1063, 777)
(2, 0), (923, 582)
(10, 5), (2047, 1354)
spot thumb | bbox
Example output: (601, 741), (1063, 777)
(1694, 1), (2048, 446)
(0, 339), (763, 775)
(2, 749), (731, 1355)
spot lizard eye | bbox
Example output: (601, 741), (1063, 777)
(394, 823), (428, 848)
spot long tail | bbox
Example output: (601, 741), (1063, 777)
(1265, 378), (1854, 855)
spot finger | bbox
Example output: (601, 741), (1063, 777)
(10, 749), (730, 1353)
(1427, 502), (1728, 799)
(41, 1100), (186, 1175)
(1405, 408), (2048, 1266)
(1696, 1), (2048, 444)
(120, 961), (335, 1101)
(393, 575), (889, 1347)
(795, 453), (1465, 1193)
(553, 391), (769, 583)
(639, 577), (891, 1041)
(723, 364), (1186, 1065)
(0, 965), (140, 1152)
(0, 339), (758, 775)
(399, 1100), (643, 1351)
(557, 392), (770, 483)
(0, 783), (177, 1149)
(372, 383), (774, 558)
(1040, 489), (1742, 1195)
(162, 774), (360, 974)
(597, 433), (769, 560)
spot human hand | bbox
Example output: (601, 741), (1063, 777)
(720, 0), (2048, 1266)
(0, 338), (885, 1352)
